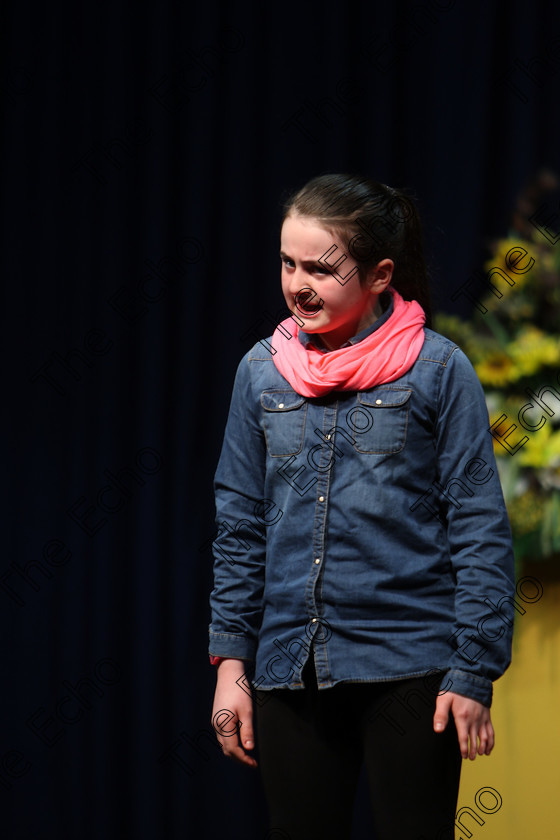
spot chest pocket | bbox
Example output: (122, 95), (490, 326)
(350, 388), (412, 454)
(261, 390), (307, 457)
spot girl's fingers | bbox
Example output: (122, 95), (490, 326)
(454, 717), (469, 759)
(219, 737), (258, 767)
(446, 693), (494, 760)
(465, 714), (495, 759)
(469, 723), (479, 760)
(483, 719), (495, 755)
(213, 706), (258, 768)
(433, 691), (452, 732)
(477, 727), (487, 756)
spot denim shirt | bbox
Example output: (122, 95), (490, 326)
(208, 310), (515, 707)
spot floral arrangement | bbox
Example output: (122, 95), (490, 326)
(434, 171), (560, 566)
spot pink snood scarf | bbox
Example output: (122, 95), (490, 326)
(271, 287), (426, 397)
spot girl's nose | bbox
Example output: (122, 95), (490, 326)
(289, 270), (310, 296)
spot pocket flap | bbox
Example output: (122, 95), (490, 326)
(261, 390), (306, 411)
(358, 388), (412, 408)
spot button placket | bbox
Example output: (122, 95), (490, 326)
(305, 402), (338, 622)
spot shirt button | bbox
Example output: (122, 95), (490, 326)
(326, 434), (331, 440)
(318, 495), (325, 502)
(278, 402), (284, 408)
(314, 558), (320, 564)
(375, 399), (382, 405)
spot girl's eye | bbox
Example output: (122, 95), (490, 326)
(280, 258), (329, 275)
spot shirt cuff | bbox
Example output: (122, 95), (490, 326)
(208, 630), (257, 660)
(445, 669), (493, 707)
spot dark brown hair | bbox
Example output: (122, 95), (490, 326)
(282, 173), (432, 327)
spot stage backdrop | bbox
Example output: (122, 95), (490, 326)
(1, 1), (559, 838)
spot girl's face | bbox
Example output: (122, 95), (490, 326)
(280, 214), (393, 351)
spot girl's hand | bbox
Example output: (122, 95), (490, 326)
(211, 659), (258, 768)
(433, 691), (494, 760)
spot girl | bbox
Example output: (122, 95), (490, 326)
(208, 174), (515, 840)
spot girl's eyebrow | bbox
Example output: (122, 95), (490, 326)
(279, 250), (327, 268)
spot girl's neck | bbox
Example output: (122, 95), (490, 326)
(317, 292), (388, 352)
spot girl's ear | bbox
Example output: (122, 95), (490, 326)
(366, 258), (394, 293)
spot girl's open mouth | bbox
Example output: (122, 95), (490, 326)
(295, 288), (324, 316)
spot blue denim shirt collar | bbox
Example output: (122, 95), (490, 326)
(297, 292), (394, 352)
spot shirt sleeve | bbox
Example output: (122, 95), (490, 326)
(433, 345), (516, 706)
(208, 351), (268, 661)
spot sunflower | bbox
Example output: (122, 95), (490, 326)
(484, 237), (536, 292)
(475, 351), (520, 387)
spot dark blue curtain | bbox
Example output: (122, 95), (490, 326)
(2, 1), (559, 837)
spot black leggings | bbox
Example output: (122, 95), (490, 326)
(255, 655), (461, 840)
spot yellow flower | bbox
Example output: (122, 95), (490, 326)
(488, 406), (525, 458)
(475, 352), (520, 387)
(517, 424), (560, 470)
(489, 396), (560, 463)
(484, 237), (536, 294)
(507, 326), (560, 377)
